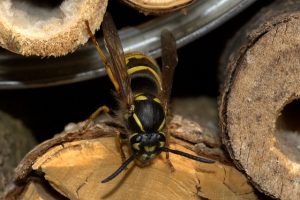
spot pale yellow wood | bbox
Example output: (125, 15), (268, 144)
(33, 137), (257, 200)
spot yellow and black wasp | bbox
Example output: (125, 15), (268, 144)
(85, 13), (214, 183)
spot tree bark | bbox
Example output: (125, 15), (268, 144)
(5, 97), (257, 200)
(219, 1), (300, 199)
(0, 0), (108, 56)
(0, 110), (36, 198)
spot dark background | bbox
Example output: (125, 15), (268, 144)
(0, 0), (273, 142)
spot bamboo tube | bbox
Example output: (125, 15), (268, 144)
(0, 0), (108, 56)
(120, 0), (195, 14)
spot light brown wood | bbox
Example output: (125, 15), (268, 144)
(0, 0), (108, 56)
(5, 97), (258, 199)
(121, 0), (195, 14)
(5, 109), (257, 200)
(219, 1), (300, 199)
(171, 97), (227, 162)
(31, 136), (256, 200)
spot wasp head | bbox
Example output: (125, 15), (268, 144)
(129, 132), (165, 164)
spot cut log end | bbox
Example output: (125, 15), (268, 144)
(0, 0), (108, 56)
(5, 111), (258, 200)
(23, 137), (256, 200)
(220, 4), (300, 199)
(121, 0), (195, 15)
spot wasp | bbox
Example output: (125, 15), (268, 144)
(85, 13), (214, 183)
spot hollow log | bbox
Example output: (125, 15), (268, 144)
(0, 110), (36, 198)
(5, 97), (257, 200)
(219, 1), (300, 199)
(120, 0), (195, 15)
(0, 0), (108, 56)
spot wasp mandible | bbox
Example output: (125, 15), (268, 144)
(85, 13), (214, 183)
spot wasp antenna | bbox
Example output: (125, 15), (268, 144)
(161, 147), (215, 164)
(101, 152), (138, 183)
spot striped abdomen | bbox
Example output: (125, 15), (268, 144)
(125, 52), (162, 96)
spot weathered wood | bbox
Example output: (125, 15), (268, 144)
(171, 97), (228, 162)
(5, 97), (257, 199)
(219, 1), (300, 199)
(0, 110), (36, 199)
(120, 0), (195, 15)
(0, 0), (108, 56)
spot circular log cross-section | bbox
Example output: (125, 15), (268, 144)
(220, 2), (300, 199)
(0, 0), (108, 56)
(121, 0), (195, 14)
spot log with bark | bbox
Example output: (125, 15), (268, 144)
(4, 97), (258, 200)
(0, 0), (108, 56)
(0, 110), (36, 199)
(219, 1), (300, 199)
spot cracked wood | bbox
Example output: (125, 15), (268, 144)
(5, 97), (258, 199)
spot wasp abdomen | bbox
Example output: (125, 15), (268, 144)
(125, 52), (162, 96)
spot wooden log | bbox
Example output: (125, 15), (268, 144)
(171, 97), (227, 162)
(0, 110), (36, 198)
(17, 181), (67, 200)
(5, 97), (257, 200)
(120, 0), (195, 15)
(219, 1), (300, 199)
(0, 0), (108, 56)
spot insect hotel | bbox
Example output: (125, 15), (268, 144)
(0, 0), (299, 200)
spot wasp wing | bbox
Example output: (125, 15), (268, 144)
(160, 30), (178, 113)
(102, 13), (133, 107)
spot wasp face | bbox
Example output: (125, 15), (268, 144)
(127, 94), (166, 164)
(129, 132), (166, 164)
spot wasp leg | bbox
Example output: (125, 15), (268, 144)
(165, 131), (175, 172)
(115, 131), (128, 162)
(165, 149), (175, 172)
(82, 105), (110, 131)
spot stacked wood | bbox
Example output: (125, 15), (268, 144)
(120, 0), (195, 15)
(0, 111), (36, 198)
(0, 0), (108, 56)
(219, 1), (300, 199)
(4, 97), (258, 200)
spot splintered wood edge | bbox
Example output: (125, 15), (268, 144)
(19, 181), (62, 200)
(219, 10), (300, 200)
(5, 114), (257, 199)
(121, 0), (195, 14)
(0, 0), (108, 56)
(12, 113), (222, 184)
(29, 138), (256, 200)
(13, 124), (115, 182)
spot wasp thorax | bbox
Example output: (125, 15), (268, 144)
(127, 94), (166, 133)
